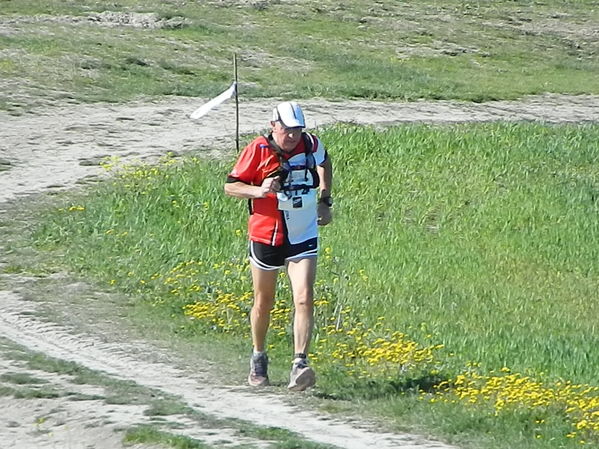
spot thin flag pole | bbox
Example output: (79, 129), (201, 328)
(234, 53), (240, 152)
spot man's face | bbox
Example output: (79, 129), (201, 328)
(271, 121), (303, 152)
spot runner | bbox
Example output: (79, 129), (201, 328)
(224, 101), (333, 391)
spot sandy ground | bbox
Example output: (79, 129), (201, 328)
(1, 94), (598, 204)
(1, 95), (598, 449)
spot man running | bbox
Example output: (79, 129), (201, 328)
(224, 101), (333, 391)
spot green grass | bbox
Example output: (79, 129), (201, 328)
(324, 123), (599, 381)
(1, 341), (156, 402)
(1, 0), (598, 112)
(1, 372), (49, 385)
(31, 122), (599, 448)
(144, 399), (194, 417)
(124, 424), (339, 449)
(0, 385), (16, 397)
(124, 427), (212, 449)
(12, 387), (61, 399)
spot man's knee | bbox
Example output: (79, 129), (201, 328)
(293, 290), (314, 310)
(253, 295), (275, 314)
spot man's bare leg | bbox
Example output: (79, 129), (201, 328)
(247, 264), (278, 386)
(287, 257), (317, 355)
(250, 264), (278, 352)
(286, 257), (317, 391)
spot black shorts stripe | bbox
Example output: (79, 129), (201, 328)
(249, 243), (280, 271)
(286, 248), (318, 262)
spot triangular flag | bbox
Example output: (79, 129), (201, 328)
(190, 82), (237, 120)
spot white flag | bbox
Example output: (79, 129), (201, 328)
(190, 82), (237, 120)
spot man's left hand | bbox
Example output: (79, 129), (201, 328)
(317, 203), (332, 226)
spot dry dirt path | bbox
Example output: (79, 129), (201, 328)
(1, 95), (598, 449)
(1, 94), (598, 204)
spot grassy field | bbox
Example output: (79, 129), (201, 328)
(31, 122), (599, 448)
(4, 0), (599, 448)
(1, 0), (599, 112)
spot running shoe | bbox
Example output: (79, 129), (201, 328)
(248, 352), (269, 387)
(287, 357), (316, 391)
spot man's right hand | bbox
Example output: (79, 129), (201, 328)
(258, 177), (281, 197)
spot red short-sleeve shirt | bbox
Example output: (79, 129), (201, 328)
(227, 134), (325, 246)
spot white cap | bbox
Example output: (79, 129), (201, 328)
(272, 101), (305, 128)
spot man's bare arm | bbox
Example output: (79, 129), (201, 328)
(224, 178), (280, 199)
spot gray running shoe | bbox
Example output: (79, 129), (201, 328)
(287, 358), (316, 391)
(248, 352), (269, 387)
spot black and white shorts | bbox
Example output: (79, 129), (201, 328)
(249, 238), (318, 271)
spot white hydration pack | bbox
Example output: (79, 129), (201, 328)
(266, 133), (320, 211)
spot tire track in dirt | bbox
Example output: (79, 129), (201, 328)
(0, 290), (451, 449)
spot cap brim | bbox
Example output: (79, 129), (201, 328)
(274, 102), (306, 128)
(280, 119), (304, 128)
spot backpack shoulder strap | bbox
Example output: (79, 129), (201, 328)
(302, 133), (316, 168)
